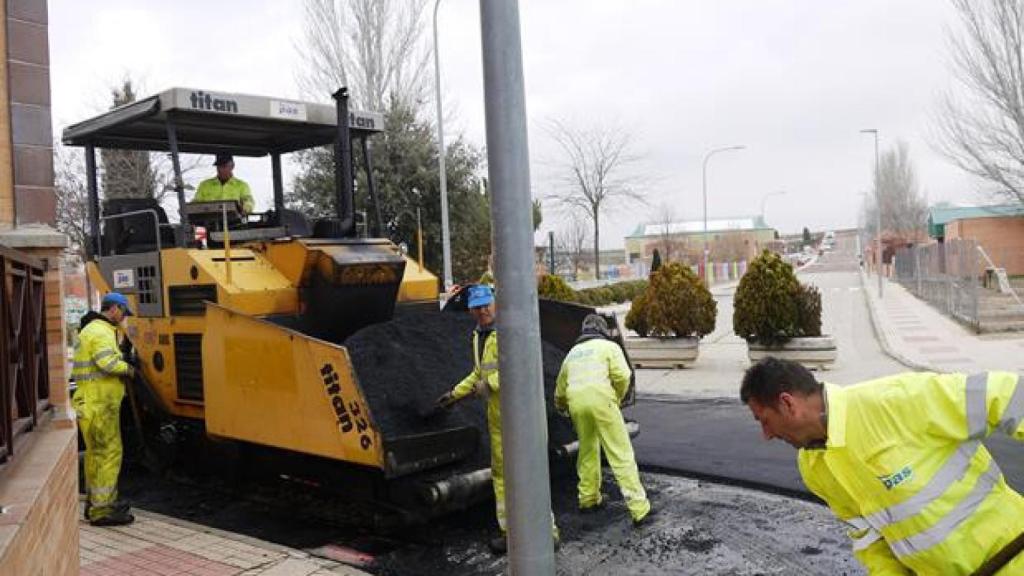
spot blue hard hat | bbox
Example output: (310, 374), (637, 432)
(467, 284), (494, 309)
(101, 292), (134, 316)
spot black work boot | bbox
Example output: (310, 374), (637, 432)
(488, 534), (508, 555)
(90, 508), (135, 527)
(579, 493), (609, 513)
(632, 508), (657, 528)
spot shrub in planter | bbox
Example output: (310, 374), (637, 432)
(733, 250), (826, 345)
(625, 290), (651, 337)
(537, 274), (575, 302)
(627, 262), (716, 338)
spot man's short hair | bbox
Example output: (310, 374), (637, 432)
(740, 357), (821, 406)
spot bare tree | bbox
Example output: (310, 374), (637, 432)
(937, 0), (1024, 204)
(863, 141), (929, 240)
(556, 213), (589, 280)
(296, 0), (430, 111)
(545, 120), (646, 278)
(54, 144), (90, 260)
(652, 202), (685, 263)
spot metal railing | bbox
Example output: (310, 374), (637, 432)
(0, 246), (50, 464)
(894, 239), (981, 329)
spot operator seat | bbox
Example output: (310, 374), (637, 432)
(101, 198), (177, 255)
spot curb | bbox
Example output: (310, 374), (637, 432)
(858, 269), (938, 373)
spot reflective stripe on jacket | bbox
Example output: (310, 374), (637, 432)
(194, 176), (254, 213)
(555, 338), (631, 411)
(798, 372), (1024, 575)
(71, 316), (131, 388)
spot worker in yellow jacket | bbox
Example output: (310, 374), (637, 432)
(556, 314), (652, 526)
(741, 357), (1024, 575)
(193, 153), (254, 214)
(436, 284), (559, 554)
(72, 292), (137, 526)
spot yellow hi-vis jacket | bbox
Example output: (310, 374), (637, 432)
(799, 372), (1024, 575)
(451, 328), (499, 406)
(554, 337), (631, 411)
(194, 176), (254, 213)
(71, 315), (132, 392)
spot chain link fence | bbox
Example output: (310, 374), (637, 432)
(893, 239), (981, 329)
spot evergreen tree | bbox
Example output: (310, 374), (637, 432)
(100, 79), (157, 200)
(288, 100), (493, 283)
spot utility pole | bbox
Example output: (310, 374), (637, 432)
(861, 128), (883, 299)
(480, 1), (556, 573)
(433, 0), (453, 291)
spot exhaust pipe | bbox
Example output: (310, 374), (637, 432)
(420, 421), (641, 509)
(331, 88), (355, 237)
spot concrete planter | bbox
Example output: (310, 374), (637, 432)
(747, 336), (837, 370)
(625, 336), (700, 369)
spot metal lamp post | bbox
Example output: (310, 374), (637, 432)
(480, 1), (556, 571)
(860, 128), (882, 299)
(701, 145), (745, 286)
(760, 190), (786, 224)
(433, 0), (453, 291)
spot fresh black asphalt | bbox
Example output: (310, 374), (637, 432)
(627, 395), (1024, 499)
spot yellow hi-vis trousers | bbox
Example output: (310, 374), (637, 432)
(73, 380), (125, 520)
(569, 397), (650, 521)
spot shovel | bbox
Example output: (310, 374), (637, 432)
(418, 393), (468, 420)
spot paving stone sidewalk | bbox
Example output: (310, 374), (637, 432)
(860, 270), (1024, 374)
(79, 501), (371, 576)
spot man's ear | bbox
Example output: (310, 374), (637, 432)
(777, 392), (796, 416)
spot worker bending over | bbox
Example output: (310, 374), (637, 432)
(72, 292), (138, 526)
(742, 357), (1024, 575)
(436, 284), (559, 554)
(555, 314), (652, 526)
(193, 153), (254, 214)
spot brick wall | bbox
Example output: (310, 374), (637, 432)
(0, 423), (79, 576)
(945, 216), (1024, 275)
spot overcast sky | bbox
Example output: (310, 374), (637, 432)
(50, 0), (990, 248)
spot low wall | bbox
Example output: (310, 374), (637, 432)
(0, 418), (79, 576)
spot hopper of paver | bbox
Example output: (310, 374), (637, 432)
(339, 297), (635, 512)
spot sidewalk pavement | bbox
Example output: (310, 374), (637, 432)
(79, 501), (371, 576)
(860, 270), (1024, 374)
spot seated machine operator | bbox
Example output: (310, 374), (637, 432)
(193, 153), (254, 214)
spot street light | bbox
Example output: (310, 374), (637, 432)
(433, 0), (453, 291)
(860, 128), (882, 299)
(702, 145), (745, 286)
(760, 190), (786, 225)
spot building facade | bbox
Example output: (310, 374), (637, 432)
(928, 204), (1024, 275)
(0, 0), (77, 573)
(624, 216), (776, 270)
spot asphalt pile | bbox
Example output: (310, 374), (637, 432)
(344, 306), (577, 473)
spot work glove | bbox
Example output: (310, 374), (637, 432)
(125, 350), (141, 369)
(436, 391), (457, 409)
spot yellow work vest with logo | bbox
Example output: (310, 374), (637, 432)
(554, 337), (631, 412)
(799, 373), (1024, 575)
